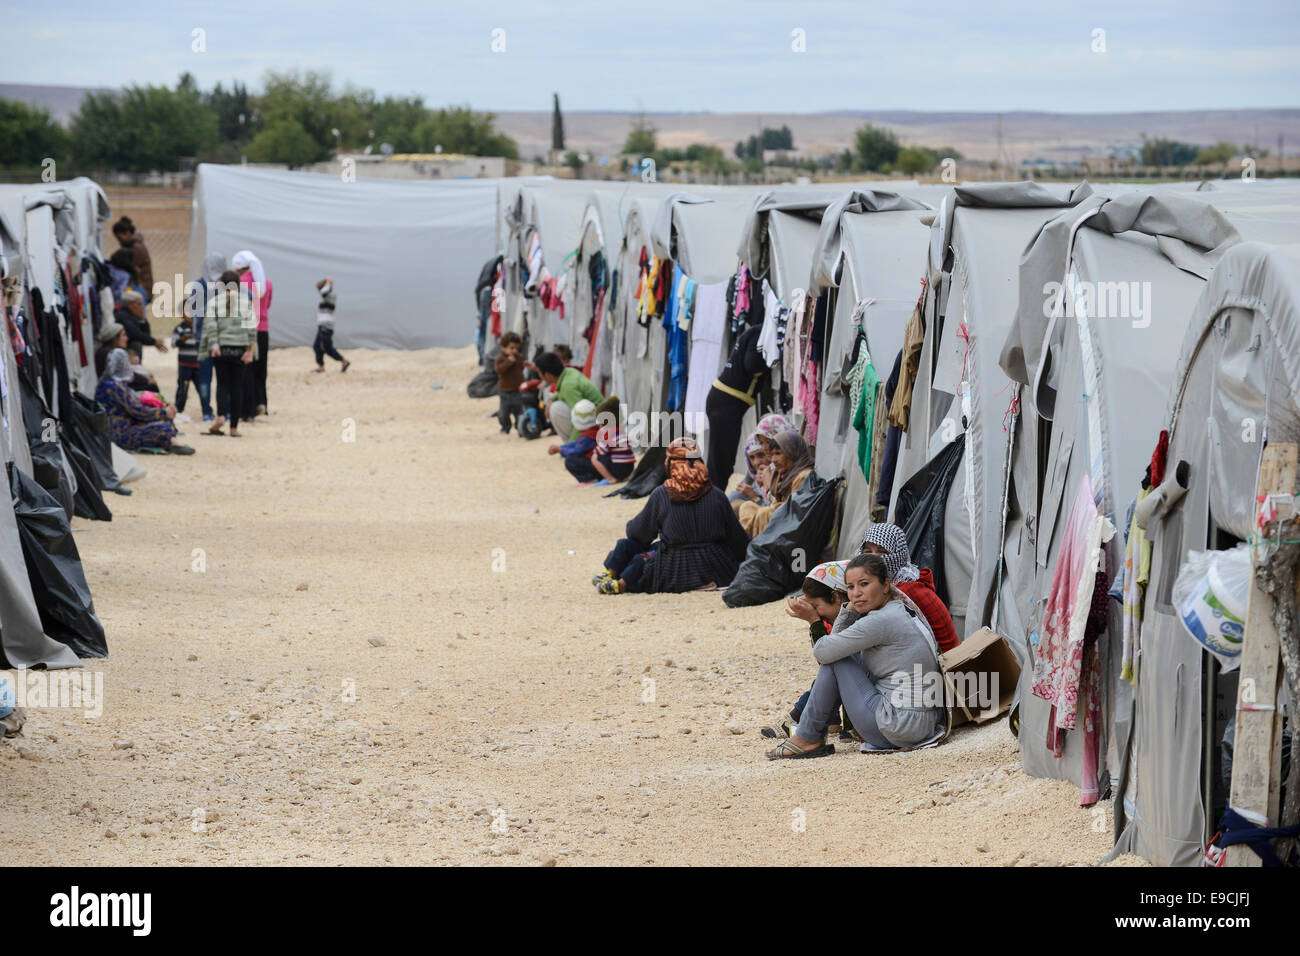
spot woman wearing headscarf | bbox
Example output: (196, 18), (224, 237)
(732, 428), (816, 537)
(94, 349), (192, 454)
(859, 522), (959, 653)
(592, 436), (750, 595)
(729, 412), (793, 505)
(231, 250), (272, 418)
(766, 551), (945, 758)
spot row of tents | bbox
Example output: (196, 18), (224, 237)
(0, 177), (128, 675)
(487, 173), (1300, 866)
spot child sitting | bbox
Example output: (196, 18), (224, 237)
(547, 398), (600, 481)
(312, 277), (350, 372)
(587, 396), (636, 485)
(760, 561), (853, 741)
(493, 331), (525, 434)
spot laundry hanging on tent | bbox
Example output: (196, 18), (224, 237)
(1119, 487), (1153, 684)
(851, 351), (881, 480)
(889, 279), (927, 431)
(684, 280), (728, 425)
(876, 349), (904, 512)
(663, 267), (692, 412)
(757, 281), (782, 367)
(1030, 473), (1115, 806)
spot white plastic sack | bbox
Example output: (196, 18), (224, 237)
(1173, 545), (1251, 669)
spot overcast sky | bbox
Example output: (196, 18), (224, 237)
(11, 0), (1299, 113)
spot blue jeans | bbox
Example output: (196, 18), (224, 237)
(197, 357), (214, 418)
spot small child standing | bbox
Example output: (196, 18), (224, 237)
(312, 277), (350, 373)
(493, 331), (525, 434)
(171, 314), (200, 413)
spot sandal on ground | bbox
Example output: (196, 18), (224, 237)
(340, 360), (351, 373)
(596, 578), (623, 595)
(312, 367), (324, 373)
(759, 721), (793, 740)
(167, 444), (196, 455)
(591, 569), (615, 586)
(765, 739), (834, 760)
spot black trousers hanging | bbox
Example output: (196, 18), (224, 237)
(705, 386), (751, 490)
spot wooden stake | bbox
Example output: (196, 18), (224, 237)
(1227, 442), (1297, 866)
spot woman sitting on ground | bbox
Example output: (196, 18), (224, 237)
(766, 552), (944, 759)
(728, 412), (793, 505)
(859, 522), (959, 654)
(94, 349), (193, 455)
(593, 436), (750, 595)
(732, 429), (815, 537)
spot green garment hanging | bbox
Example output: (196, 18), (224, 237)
(852, 359), (880, 478)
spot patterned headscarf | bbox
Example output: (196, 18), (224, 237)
(664, 436), (711, 503)
(770, 429), (815, 502)
(859, 522), (920, 583)
(806, 560), (849, 594)
(754, 413), (793, 443)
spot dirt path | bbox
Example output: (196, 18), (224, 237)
(2, 346), (1114, 865)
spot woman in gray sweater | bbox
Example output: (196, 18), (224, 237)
(767, 552), (945, 759)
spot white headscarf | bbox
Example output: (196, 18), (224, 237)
(231, 250), (266, 296)
(102, 348), (134, 385)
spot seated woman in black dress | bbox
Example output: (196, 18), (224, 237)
(592, 437), (751, 595)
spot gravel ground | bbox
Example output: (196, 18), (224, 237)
(2, 345), (1118, 866)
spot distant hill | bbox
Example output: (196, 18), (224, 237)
(496, 108), (1300, 164)
(4, 82), (1295, 164)
(0, 83), (113, 124)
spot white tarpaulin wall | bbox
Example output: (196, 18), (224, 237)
(189, 164), (498, 350)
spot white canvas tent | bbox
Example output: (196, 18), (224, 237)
(189, 164), (499, 350)
(800, 189), (939, 558)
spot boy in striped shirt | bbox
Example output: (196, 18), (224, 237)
(590, 397), (636, 485)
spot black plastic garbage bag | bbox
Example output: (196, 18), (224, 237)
(28, 440), (75, 519)
(723, 472), (841, 607)
(893, 437), (964, 605)
(606, 445), (664, 499)
(70, 392), (124, 495)
(467, 369), (499, 399)
(63, 434), (112, 521)
(8, 464), (107, 658)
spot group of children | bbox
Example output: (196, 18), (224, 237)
(166, 275), (350, 422)
(490, 333), (637, 487)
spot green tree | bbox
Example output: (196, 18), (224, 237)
(245, 117), (321, 168)
(256, 69), (368, 160)
(623, 121), (656, 155)
(205, 80), (258, 144)
(1140, 135), (1198, 166)
(0, 98), (68, 167)
(898, 145), (939, 175)
(563, 149), (583, 173)
(411, 106), (517, 158)
(552, 93), (565, 152)
(71, 79), (217, 172)
(852, 124), (899, 172)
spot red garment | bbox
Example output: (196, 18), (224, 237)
(898, 568), (959, 654)
(1149, 429), (1170, 487)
